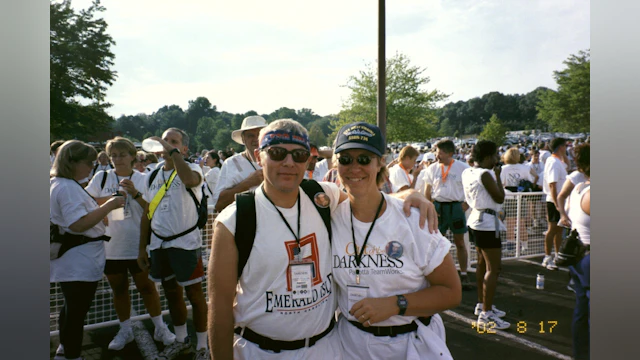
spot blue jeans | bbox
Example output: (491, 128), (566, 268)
(569, 253), (590, 360)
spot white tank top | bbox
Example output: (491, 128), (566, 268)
(568, 183), (590, 245)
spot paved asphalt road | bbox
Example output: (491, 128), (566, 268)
(50, 256), (578, 360)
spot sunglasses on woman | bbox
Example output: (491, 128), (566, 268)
(264, 147), (311, 163)
(337, 154), (372, 166)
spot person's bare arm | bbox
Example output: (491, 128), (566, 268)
(425, 184), (433, 202)
(557, 179), (575, 227)
(208, 222), (238, 360)
(150, 136), (201, 188)
(481, 168), (505, 204)
(214, 170), (264, 212)
(137, 203), (152, 271)
(68, 196), (124, 233)
(549, 182), (560, 207)
(350, 254), (461, 325)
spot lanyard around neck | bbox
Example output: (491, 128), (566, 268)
(115, 170), (133, 187)
(261, 185), (302, 256)
(399, 163), (412, 183)
(350, 194), (385, 275)
(161, 169), (176, 191)
(440, 160), (453, 183)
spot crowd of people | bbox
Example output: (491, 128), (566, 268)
(50, 115), (590, 360)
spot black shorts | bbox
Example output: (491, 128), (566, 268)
(471, 229), (502, 249)
(104, 259), (143, 276)
(546, 202), (561, 223)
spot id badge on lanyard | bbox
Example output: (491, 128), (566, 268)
(290, 257), (313, 299)
(123, 196), (132, 219)
(347, 284), (369, 316)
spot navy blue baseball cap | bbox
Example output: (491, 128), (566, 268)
(333, 122), (386, 157)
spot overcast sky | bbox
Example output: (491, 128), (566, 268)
(71, 0), (590, 118)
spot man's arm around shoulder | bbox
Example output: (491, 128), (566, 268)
(208, 221), (238, 359)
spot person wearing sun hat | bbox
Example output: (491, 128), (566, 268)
(330, 122), (460, 360)
(212, 115), (268, 211)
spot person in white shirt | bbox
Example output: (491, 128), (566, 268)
(208, 120), (437, 360)
(462, 140), (510, 330)
(134, 151), (148, 173)
(144, 153), (159, 173)
(331, 123), (460, 360)
(202, 151), (222, 204)
(416, 140), (473, 291)
(212, 116), (267, 212)
(50, 140), (125, 360)
(564, 148), (590, 360)
(136, 128), (210, 360)
(85, 137), (175, 351)
(500, 148), (537, 251)
(303, 144), (325, 181)
(539, 142), (551, 165)
(542, 138), (569, 270)
(388, 146), (424, 193)
(557, 143), (590, 228)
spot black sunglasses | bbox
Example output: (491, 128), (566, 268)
(264, 147), (311, 163)
(337, 154), (372, 166)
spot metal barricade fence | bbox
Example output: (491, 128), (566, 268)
(50, 192), (548, 334)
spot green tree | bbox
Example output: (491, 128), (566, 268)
(195, 117), (224, 151)
(438, 118), (455, 136)
(478, 114), (507, 145)
(308, 123), (327, 146)
(331, 53), (448, 142)
(537, 50), (590, 132)
(50, 0), (117, 141)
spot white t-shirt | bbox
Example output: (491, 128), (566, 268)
(539, 150), (551, 165)
(205, 167), (221, 206)
(528, 161), (544, 187)
(143, 163), (204, 251)
(388, 164), (413, 193)
(314, 159), (329, 182)
(215, 182), (341, 340)
(85, 170), (147, 260)
(462, 168), (506, 232)
(500, 164), (535, 191)
(50, 177), (106, 283)
(568, 171), (588, 186)
(568, 183), (590, 245)
(332, 194), (451, 326)
(211, 152), (261, 208)
(543, 156), (568, 202)
(417, 160), (469, 202)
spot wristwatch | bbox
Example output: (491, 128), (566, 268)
(133, 192), (142, 200)
(169, 148), (180, 157)
(396, 294), (408, 316)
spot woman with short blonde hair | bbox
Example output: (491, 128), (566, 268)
(50, 140), (125, 360)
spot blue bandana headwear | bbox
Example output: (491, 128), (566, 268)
(259, 130), (310, 151)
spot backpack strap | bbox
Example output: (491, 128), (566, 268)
(235, 190), (257, 280)
(300, 179), (332, 243)
(100, 170), (109, 190)
(233, 181), (332, 280)
(148, 167), (162, 188)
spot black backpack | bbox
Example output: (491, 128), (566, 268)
(517, 179), (535, 192)
(147, 166), (209, 241)
(234, 179), (332, 280)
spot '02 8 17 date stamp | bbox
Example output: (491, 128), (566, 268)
(471, 320), (559, 334)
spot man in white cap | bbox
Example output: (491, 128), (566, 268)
(212, 116), (268, 212)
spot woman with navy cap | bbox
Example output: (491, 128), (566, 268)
(331, 122), (461, 360)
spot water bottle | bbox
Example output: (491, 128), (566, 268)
(536, 273), (545, 290)
(110, 191), (125, 221)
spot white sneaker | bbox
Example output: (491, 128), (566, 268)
(193, 347), (211, 360)
(108, 326), (135, 351)
(546, 256), (558, 270)
(154, 324), (177, 346)
(478, 310), (510, 330)
(53, 344), (65, 360)
(521, 242), (528, 252)
(474, 303), (506, 317)
(542, 255), (552, 267)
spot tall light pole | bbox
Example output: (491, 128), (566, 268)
(377, 0), (386, 141)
